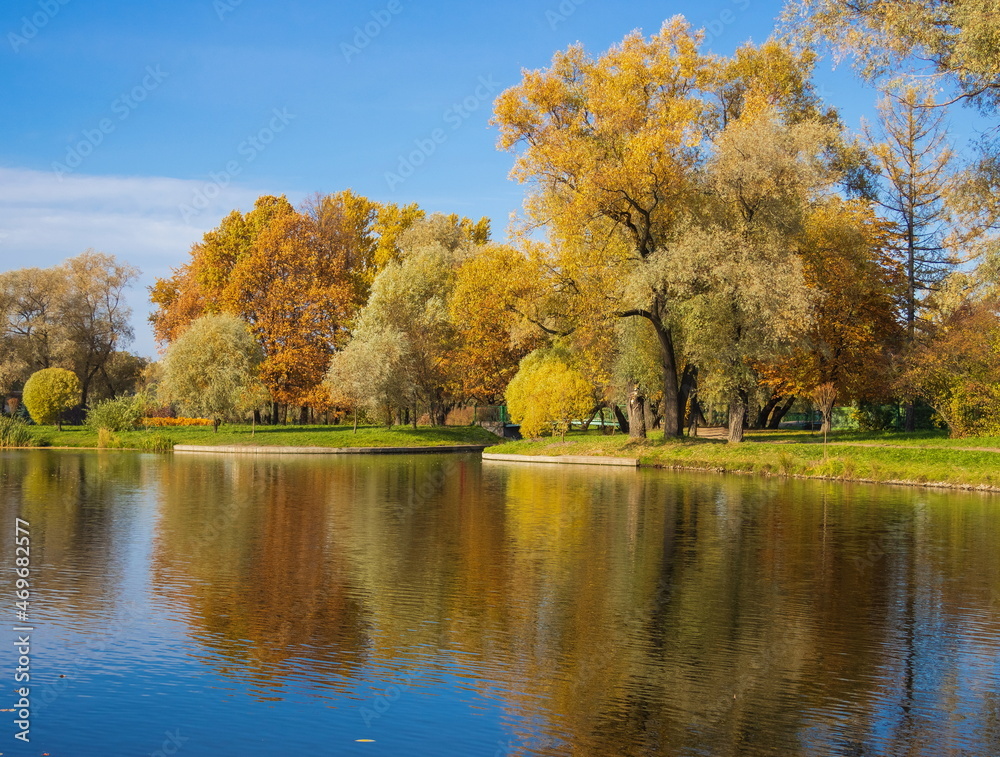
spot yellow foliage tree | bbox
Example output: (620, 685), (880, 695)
(23, 367), (80, 430)
(492, 20), (846, 439)
(505, 350), (593, 440)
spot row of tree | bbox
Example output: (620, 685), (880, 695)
(145, 6), (1000, 439)
(149, 193), (529, 426)
(486, 19), (1000, 442)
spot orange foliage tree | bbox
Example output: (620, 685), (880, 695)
(903, 297), (1000, 437)
(759, 199), (905, 414)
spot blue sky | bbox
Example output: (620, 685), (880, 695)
(0, 0), (975, 357)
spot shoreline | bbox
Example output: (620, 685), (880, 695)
(174, 443), (490, 455)
(485, 431), (1000, 494)
(5, 440), (999, 493)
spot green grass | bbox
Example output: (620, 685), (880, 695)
(19, 423), (499, 451)
(741, 428), (1000, 449)
(489, 430), (1000, 489)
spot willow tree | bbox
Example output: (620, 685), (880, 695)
(784, 0), (1000, 111)
(158, 314), (265, 431)
(333, 215), (486, 426)
(670, 113), (833, 442)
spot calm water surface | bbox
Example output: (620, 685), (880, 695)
(1, 450), (998, 756)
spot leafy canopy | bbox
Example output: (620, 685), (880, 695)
(23, 368), (81, 427)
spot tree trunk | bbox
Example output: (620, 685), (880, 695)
(628, 384), (647, 439)
(755, 394), (781, 430)
(903, 400), (916, 432)
(820, 401), (835, 435)
(612, 404), (629, 435)
(412, 404), (417, 430)
(767, 396), (796, 429)
(353, 407), (358, 433)
(299, 405), (309, 425)
(652, 321), (681, 438)
(270, 402), (279, 425)
(648, 396), (662, 430)
(728, 389), (748, 444)
(677, 365), (697, 427)
(213, 418), (220, 433)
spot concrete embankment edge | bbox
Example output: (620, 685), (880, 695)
(482, 453), (638, 467)
(173, 444), (490, 455)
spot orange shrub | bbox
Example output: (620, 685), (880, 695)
(142, 417), (214, 427)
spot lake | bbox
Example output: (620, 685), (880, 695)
(1, 450), (998, 756)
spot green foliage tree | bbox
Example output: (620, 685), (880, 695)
(157, 314), (265, 431)
(325, 328), (407, 429)
(337, 215), (490, 426)
(506, 349), (594, 440)
(22, 367), (81, 429)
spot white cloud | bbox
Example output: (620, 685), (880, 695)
(0, 167), (300, 358)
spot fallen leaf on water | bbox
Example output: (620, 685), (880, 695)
(355, 739), (376, 743)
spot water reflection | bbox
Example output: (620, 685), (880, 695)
(2, 450), (999, 756)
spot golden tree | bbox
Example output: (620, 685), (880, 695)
(493, 21), (847, 439)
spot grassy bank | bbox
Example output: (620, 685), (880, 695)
(489, 430), (1000, 490)
(14, 423), (499, 451)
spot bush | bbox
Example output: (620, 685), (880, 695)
(142, 417), (214, 427)
(86, 394), (146, 432)
(856, 402), (899, 431)
(23, 368), (81, 428)
(945, 382), (1000, 437)
(0, 416), (34, 448)
(135, 433), (176, 452)
(506, 349), (594, 439)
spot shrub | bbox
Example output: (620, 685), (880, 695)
(506, 349), (594, 439)
(0, 416), (34, 448)
(86, 394), (146, 432)
(142, 417), (214, 427)
(23, 368), (81, 429)
(135, 433), (176, 452)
